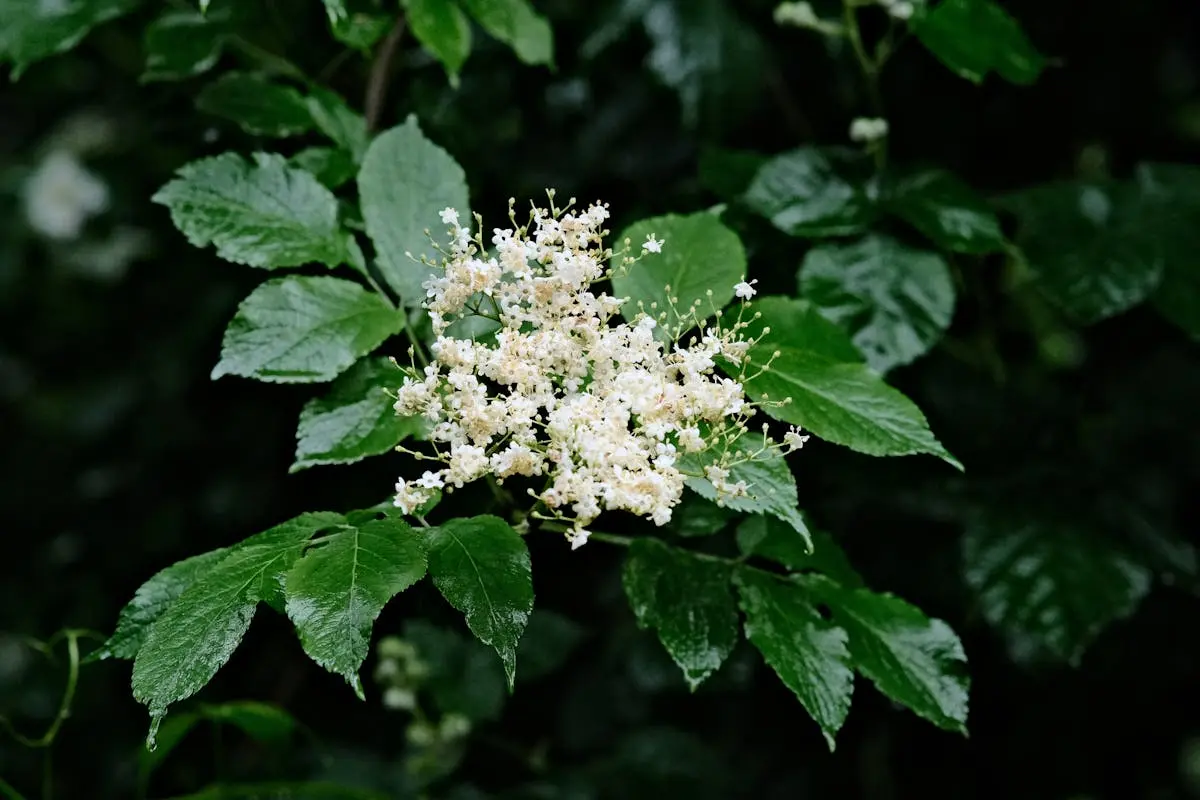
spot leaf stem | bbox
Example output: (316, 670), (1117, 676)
(842, 1), (888, 171)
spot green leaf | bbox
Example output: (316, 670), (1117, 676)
(963, 511), (1152, 664)
(743, 148), (874, 238)
(746, 295), (865, 363)
(196, 72), (315, 137)
(0, 0), (139, 78)
(138, 711), (200, 778)
(734, 569), (853, 750)
(306, 88), (370, 163)
(611, 213), (746, 334)
(290, 147), (357, 191)
(95, 548), (232, 662)
(404, 620), (507, 721)
(813, 579), (970, 734)
(141, 9), (228, 83)
(284, 518), (427, 698)
(736, 516), (863, 588)
(200, 700), (296, 742)
(1006, 181), (1164, 324)
(132, 512), (344, 742)
(1136, 163), (1200, 339)
(516, 611), (586, 683)
(740, 297), (960, 468)
(331, 12), (392, 52)
(798, 234), (956, 373)
(671, 492), (737, 538)
(292, 357), (425, 471)
(425, 516), (533, 688)
(212, 276), (403, 384)
(622, 539), (739, 690)
(677, 433), (811, 547)
(637, 0), (764, 133)
(359, 116), (471, 303)
(152, 152), (350, 270)
(404, 0), (472, 82)
(884, 169), (1006, 254)
(699, 147), (767, 202)
(912, 0), (1046, 85)
(459, 0), (553, 66)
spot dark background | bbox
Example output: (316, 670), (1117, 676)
(2, 0), (1199, 797)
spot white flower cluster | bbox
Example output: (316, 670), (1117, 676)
(849, 116), (890, 143)
(392, 196), (806, 549)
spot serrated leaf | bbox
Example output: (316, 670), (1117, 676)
(743, 148), (874, 238)
(735, 569), (853, 750)
(963, 511), (1152, 664)
(623, 539), (738, 690)
(153, 152), (350, 269)
(459, 0), (553, 66)
(95, 547), (232, 662)
(740, 296), (960, 468)
(1136, 163), (1200, 339)
(812, 579), (970, 733)
(132, 512), (344, 742)
(292, 357), (426, 471)
(885, 169), (1006, 254)
(0, 0), (140, 78)
(748, 295), (865, 363)
(425, 516), (533, 688)
(196, 73), (315, 137)
(212, 275), (403, 384)
(612, 213), (746, 335)
(912, 0), (1046, 85)
(306, 88), (370, 163)
(798, 234), (956, 373)
(404, 0), (472, 82)
(285, 518), (427, 697)
(1006, 181), (1164, 324)
(290, 147), (356, 190)
(637, 0), (764, 133)
(671, 491), (737, 538)
(677, 433), (811, 547)
(359, 116), (470, 303)
(736, 516), (863, 588)
(141, 9), (228, 83)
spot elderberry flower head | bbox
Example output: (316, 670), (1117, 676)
(392, 195), (808, 548)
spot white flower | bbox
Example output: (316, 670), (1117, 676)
(22, 150), (109, 241)
(392, 196), (803, 547)
(877, 0), (914, 20)
(439, 207), (459, 226)
(734, 279), (758, 300)
(783, 427), (811, 451)
(849, 117), (890, 144)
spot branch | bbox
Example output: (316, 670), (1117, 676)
(365, 17), (408, 133)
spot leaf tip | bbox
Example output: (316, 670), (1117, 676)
(349, 674), (366, 701)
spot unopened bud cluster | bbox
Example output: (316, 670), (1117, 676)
(393, 195), (808, 549)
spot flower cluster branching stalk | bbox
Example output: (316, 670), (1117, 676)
(391, 195), (808, 549)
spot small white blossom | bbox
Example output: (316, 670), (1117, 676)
(734, 279), (758, 300)
(439, 207), (459, 226)
(23, 150), (109, 241)
(877, 0), (914, 20)
(849, 117), (890, 144)
(783, 427), (811, 452)
(642, 233), (663, 254)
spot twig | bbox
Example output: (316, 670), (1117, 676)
(365, 18), (407, 133)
